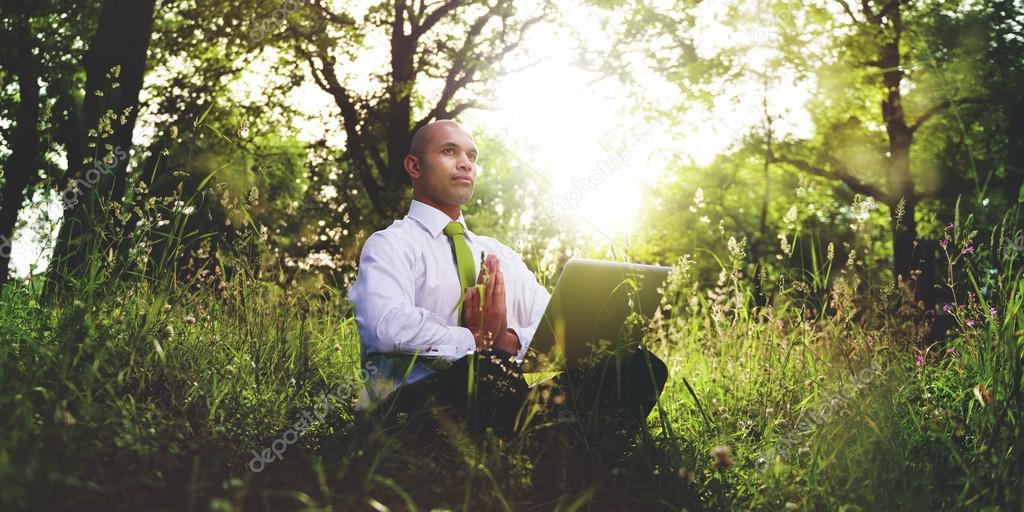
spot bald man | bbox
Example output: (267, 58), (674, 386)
(348, 119), (667, 440)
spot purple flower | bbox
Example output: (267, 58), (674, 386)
(942, 304), (953, 314)
(947, 347), (957, 355)
(945, 222), (955, 231)
(915, 354), (925, 366)
(990, 307), (999, 318)
(961, 239), (975, 255)
(939, 239), (949, 249)
(966, 319), (977, 328)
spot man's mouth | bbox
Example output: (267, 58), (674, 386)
(452, 176), (474, 184)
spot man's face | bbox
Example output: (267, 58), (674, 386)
(409, 122), (478, 207)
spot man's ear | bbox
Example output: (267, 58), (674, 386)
(403, 155), (422, 180)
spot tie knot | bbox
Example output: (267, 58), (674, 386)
(443, 221), (465, 237)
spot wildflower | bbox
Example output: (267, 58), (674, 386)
(942, 304), (953, 314)
(989, 307), (998, 318)
(945, 222), (954, 231)
(939, 239), (949, 250)
(160, 325), (174, 340)
(915, 354), (925, 366)
(972, 384), (992, 407)
(961, 240), (975, 255)
(946, 346), (956, 355)
(183, 315), (196, 326)
(55, 409), (77, 428)
(966, 319), (977, 328)
(710, 445), (733, 470)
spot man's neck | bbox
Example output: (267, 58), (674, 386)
(413, 194), (461, 221)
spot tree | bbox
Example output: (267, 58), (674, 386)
(587, 0), (1005, 293)
(0, 0), (95, 285)
(292, 0), (552, 227)
(45, 0), (157, 295)
(0, 6), (42, 284)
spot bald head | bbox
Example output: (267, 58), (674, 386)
(402, 119), (477, 219)
(409, 119), (466, 160)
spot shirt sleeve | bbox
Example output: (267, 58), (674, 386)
(348, 232), (477, 361)
(505, 250), (551, 364)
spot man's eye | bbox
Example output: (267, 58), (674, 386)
(443, 148), (453, 154)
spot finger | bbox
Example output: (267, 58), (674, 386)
(496, 269), (506, 312)
(489, 268), (503, 308)
(497, 266), (505, 299)
(488, 254), (498, 275)
(486, 269), (496, 303)
(481, 255), (494, 285)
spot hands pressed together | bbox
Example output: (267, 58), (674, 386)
(462, 254), (520, 355)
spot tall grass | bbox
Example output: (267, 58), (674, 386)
(1, 202), (1021, 510)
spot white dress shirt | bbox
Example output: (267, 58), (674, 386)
(348, 199), (551, 406)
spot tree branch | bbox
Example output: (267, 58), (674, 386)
(411, 0), (465, 39)
(772, 154), (889, 202)
(910, 97), (988, 133)
(860, 0), (879, 23)
(414, 3), (545, 130)
(304, 52), (384, 208)
(834, 0), (861, 24)
(441, 101), (478, 119)
(876, 0), (905, 20)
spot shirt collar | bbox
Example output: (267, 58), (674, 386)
(407, 199), (473, 240)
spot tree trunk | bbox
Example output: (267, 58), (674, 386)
(0, 20), (42, 285)
(45, 0), (157, 297)
(878, 6), (920, 285)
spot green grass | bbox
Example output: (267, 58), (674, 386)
(1, 217), (1022, 511)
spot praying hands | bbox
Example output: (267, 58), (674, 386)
(462, 254), (520, 354)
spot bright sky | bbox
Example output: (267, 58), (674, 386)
(7, 0), (815, 277)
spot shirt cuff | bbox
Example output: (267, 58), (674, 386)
(509, 327), (530, 364)
(394, 326), (477, 361)
(440, 327), (476, 361)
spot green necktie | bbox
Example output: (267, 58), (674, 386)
(443, 221), (476, 326)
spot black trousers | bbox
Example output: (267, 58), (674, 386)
(368, 345), (669, 444)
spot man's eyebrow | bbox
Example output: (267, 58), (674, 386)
(438, 141), (478, 154)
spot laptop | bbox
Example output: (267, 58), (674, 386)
(524, 257), (672, 371)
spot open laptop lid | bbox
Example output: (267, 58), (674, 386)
(525, 257), (671, 369)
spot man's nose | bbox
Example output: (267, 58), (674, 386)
(457, 154), (473, 172)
